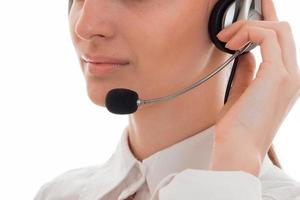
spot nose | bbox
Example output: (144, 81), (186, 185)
(74, 0), (115, 41)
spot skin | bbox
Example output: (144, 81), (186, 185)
(211, 0), (300, 176)
(69, 0), (300, 177)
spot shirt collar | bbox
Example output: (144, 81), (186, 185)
(82, 124), (272, 199)
(117, 124), (272, 195)
(141, 124), (216, 194)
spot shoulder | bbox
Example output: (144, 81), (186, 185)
(260, 162), (300, 200)
(33, 162), (111, 200)
(152, 156), (300, 200)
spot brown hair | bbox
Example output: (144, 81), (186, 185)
(268, 143), (282, 169)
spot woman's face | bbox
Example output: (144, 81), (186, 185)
(69, 0), (216, 106)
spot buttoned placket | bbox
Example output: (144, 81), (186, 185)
(118, 162), (147, 200)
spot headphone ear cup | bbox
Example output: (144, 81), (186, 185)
(208, 0), (237, 54)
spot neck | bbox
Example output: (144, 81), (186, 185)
(127, 47), (232, 161)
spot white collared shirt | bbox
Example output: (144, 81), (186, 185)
(34, 124), (300, 200)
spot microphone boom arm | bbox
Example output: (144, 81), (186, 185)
(137, 42), (256, 106)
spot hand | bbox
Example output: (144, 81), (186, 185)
(209, 0), (300, 177)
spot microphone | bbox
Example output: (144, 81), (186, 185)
(105, 42), (256, 115)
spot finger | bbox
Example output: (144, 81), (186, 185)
(218, 53), (256, 120)
(262, 0), (279, 21)
(224, 26), (286, 79)
(217, 0), (279, 38)
(217, 20), (298, 73)
(227, 52), (256, 103)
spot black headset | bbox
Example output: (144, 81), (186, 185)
(68, 0), (263, 104)
(209, 0), (262, 103)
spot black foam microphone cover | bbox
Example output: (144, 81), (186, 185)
(105, 88), (139, 114)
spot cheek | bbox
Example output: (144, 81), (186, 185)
(125, 1), (209, 72)
(68, 12), (81, 52)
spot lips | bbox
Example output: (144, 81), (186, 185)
(81, 54), (130, 76)
(81, 54), (129, 65)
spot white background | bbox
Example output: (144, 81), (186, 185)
(0, 0), (299, 199)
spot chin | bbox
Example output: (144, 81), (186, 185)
(87, 90), (107, 107)
(84, 76), (136, 108)
(85, 80), (110, 107)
